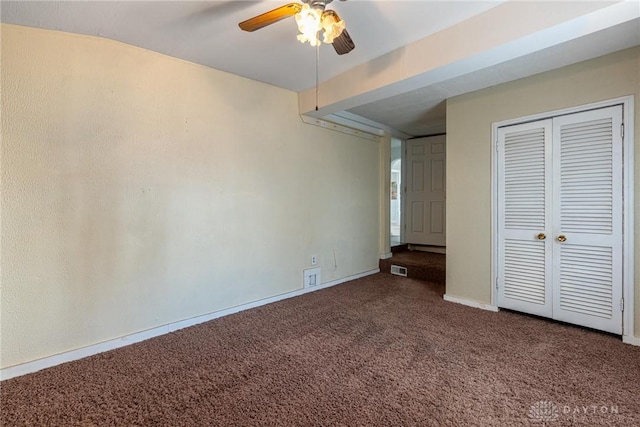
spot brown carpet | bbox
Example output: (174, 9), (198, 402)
(2, 273), (639, 426)
(379, 250), (446, 285)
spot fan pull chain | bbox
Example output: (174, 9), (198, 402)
(315, 43), (319, 111)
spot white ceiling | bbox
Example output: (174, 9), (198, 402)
(2, 1), (639, 137)
(0, 1), (503, 91)
(347, 16), (640, 136)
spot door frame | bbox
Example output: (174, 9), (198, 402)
(491, 95), (635, 343)
(400, 138), (406, 245)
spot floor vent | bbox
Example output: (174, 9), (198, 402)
(390, 265), (408, 277)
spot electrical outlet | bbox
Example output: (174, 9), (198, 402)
(311, 255), (317, 266)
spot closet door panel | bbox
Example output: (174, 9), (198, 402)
(552, 106), (623, 334)
(497, 120), (553, 317)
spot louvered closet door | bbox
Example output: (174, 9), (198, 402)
(551, 106), (623, 334)
(497, 120), (553, 317)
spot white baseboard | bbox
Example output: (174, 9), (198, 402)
(408, 244), (446, 254)
(379, 252), (392, 260)
(0, 268), (380, 381)
(443, 294), (499, 312)
(623, 335), (640, 346)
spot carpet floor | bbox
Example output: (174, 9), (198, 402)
(1, 273), (639, 426)
(379, 250), (446, 285)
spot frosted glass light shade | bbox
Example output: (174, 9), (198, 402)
(295, 4), (323, 46)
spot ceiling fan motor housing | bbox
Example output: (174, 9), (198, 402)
(306, 0), (330, 10)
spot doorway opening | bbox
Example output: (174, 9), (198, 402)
(382, 137), (447, 292)
(391, 158), (401, 246)
(390, 138), (403, 247)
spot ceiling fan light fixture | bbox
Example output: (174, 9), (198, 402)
(239, 0), (354, 55)
(321, 13), (345, 44)
(295, 3), (323, 46)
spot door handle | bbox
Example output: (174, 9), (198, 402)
(558, 235), (567, 242)
(537, 233), (546, 240)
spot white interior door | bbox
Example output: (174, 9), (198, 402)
(551, 106), (623, 334)
(497, 105), (623, 335)
(497, 120), (553, 317)
(405, 135), (446, 246)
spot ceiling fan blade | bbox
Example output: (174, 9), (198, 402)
(239, 3), (302, 32)
(332, 28), (355, 55)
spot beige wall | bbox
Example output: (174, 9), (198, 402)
(447, 47), (640, 335)
(0, 24), (381, 368)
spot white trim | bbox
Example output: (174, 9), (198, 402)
(490, 116), (499, 319)
(300, 114), (381, 142)
(621, 96), (635, 342)
(492, 96), (634, 129)
(0, 269), (380, 381)
(379, 252), (392, 260)
(622, 335), (640, 346)
(408, 244), (446, 254)
(325, 111), (413, 140)
(491, 95), (635, 343)
(400, 138), (406, 245)
(443, 294), (499, 312)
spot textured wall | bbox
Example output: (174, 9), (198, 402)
(0, 24), (380, 368)
(446, 47), (640, 334)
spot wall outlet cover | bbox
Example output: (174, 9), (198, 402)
(303, 267), (321, 288)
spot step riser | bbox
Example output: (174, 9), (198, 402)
(380, 249), (446, 285)
(379, 259), (445, 285)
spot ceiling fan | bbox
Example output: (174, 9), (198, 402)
(239, 0), (355, 55)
